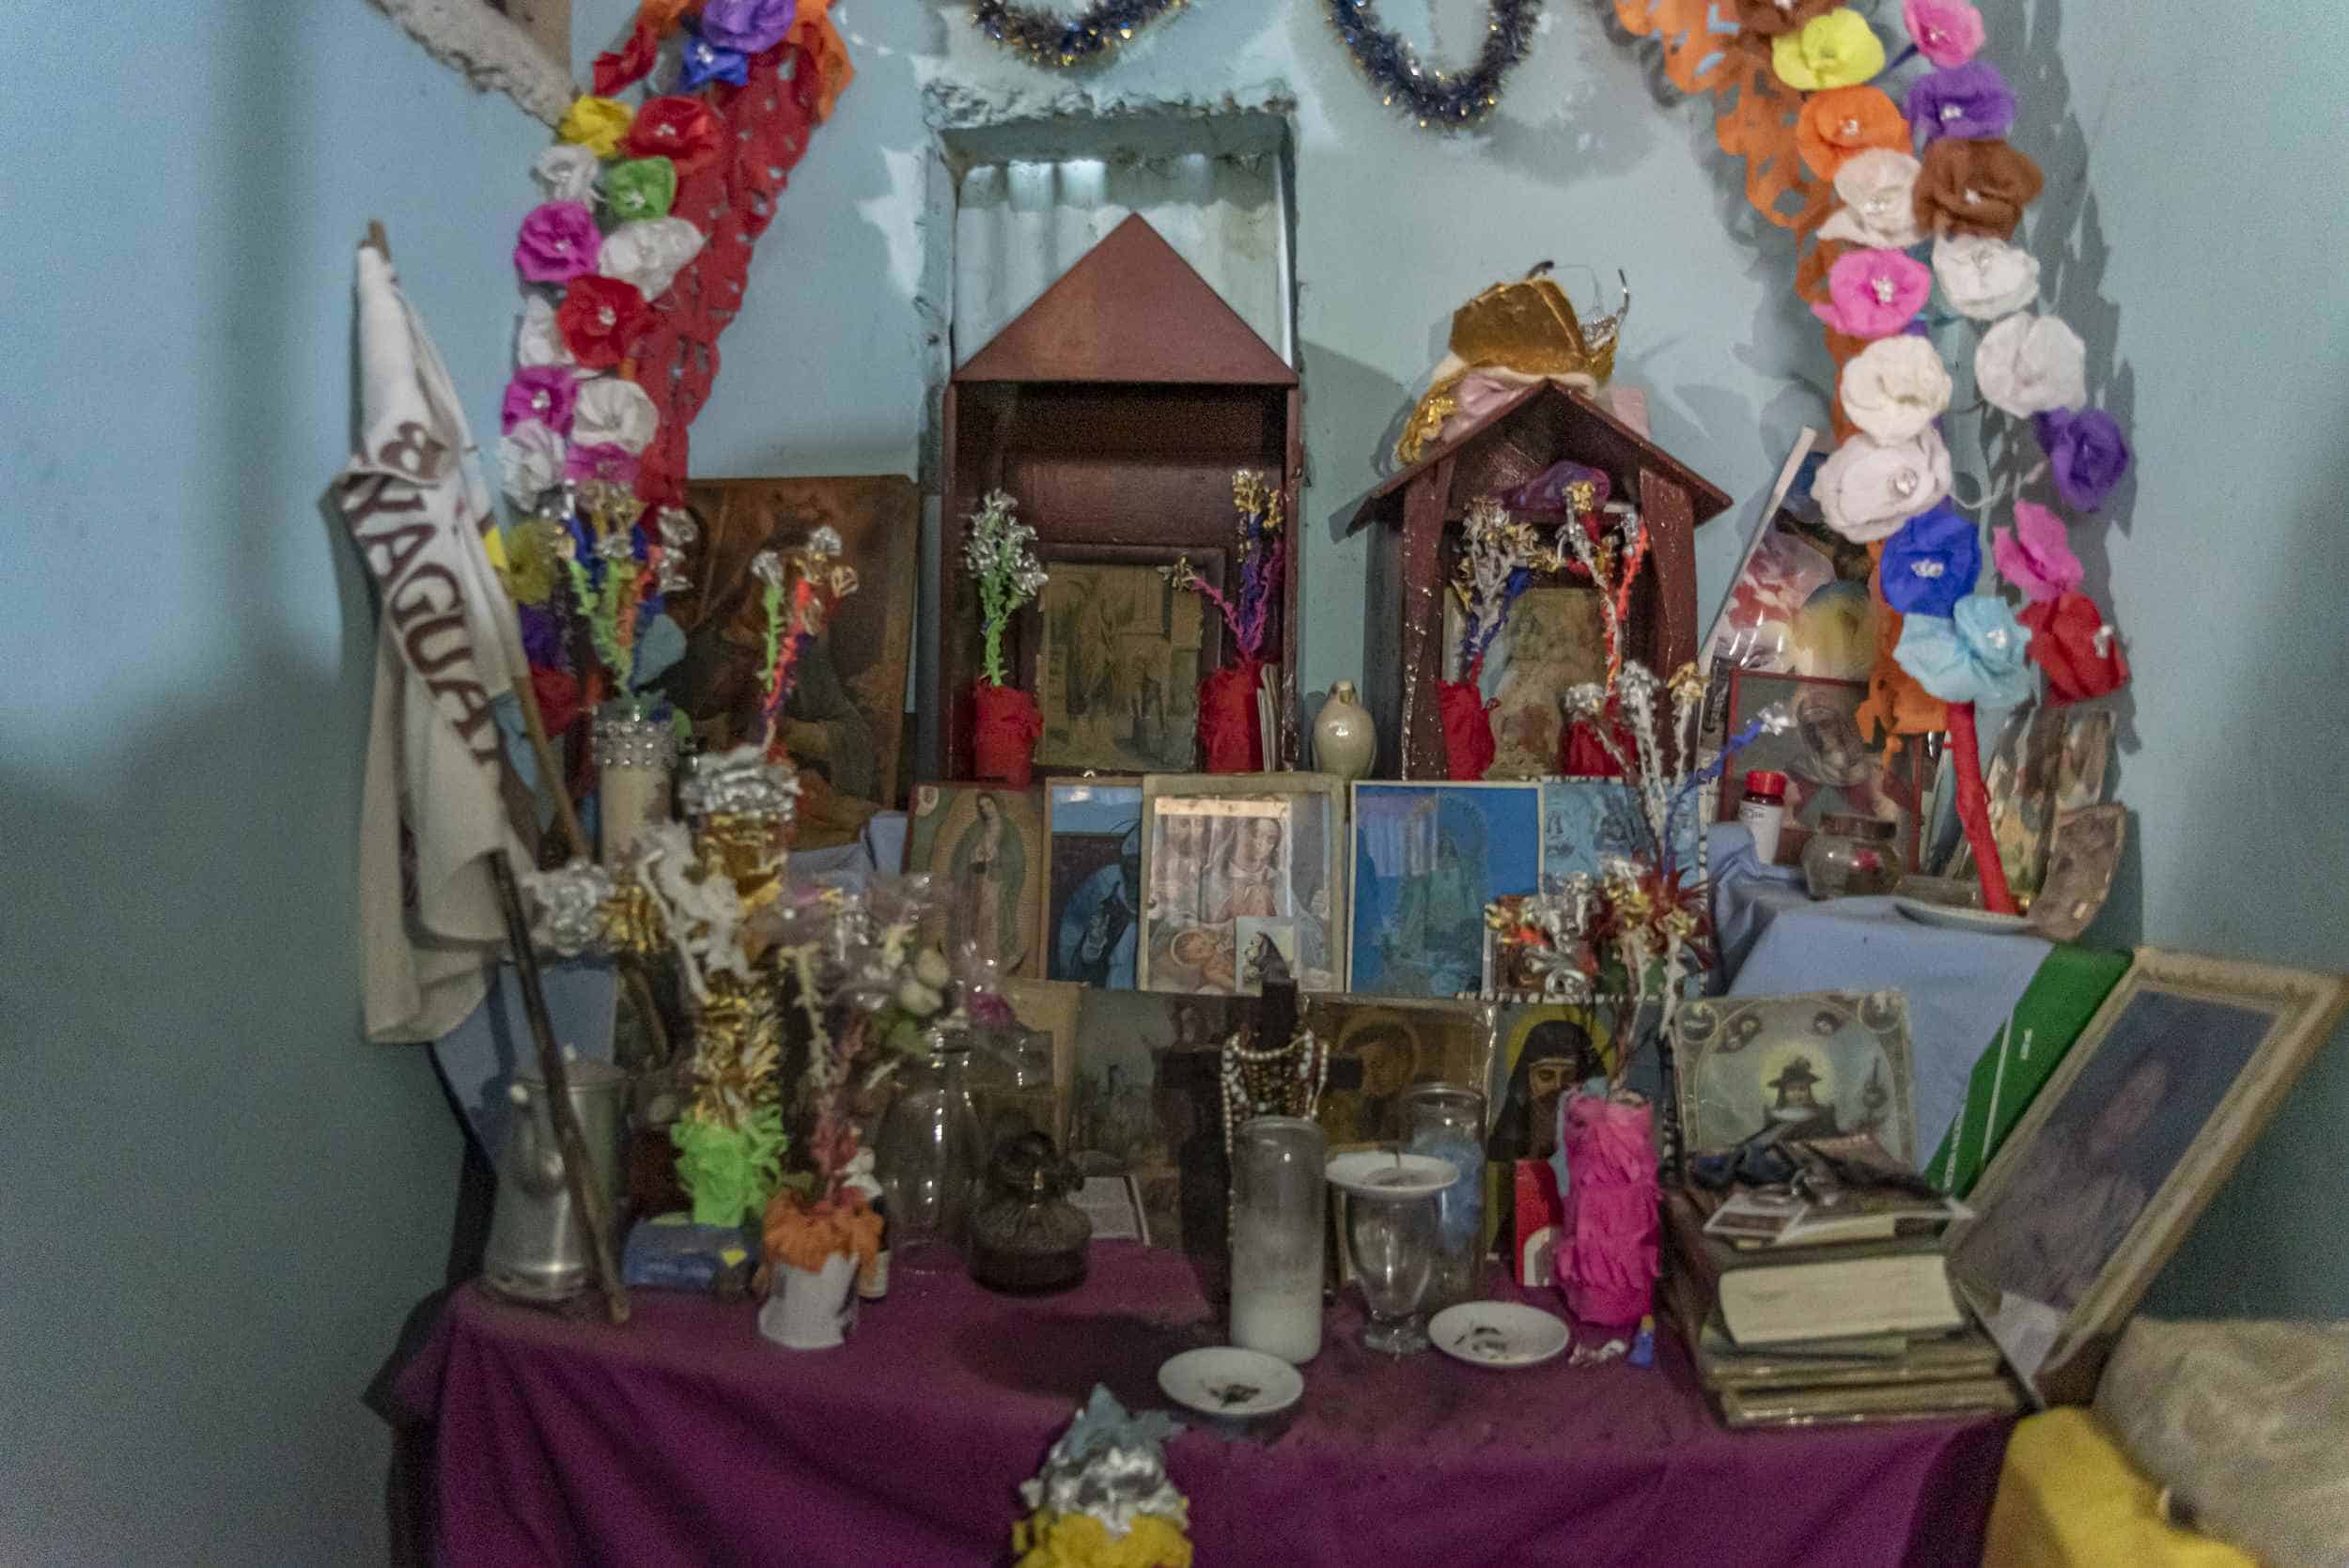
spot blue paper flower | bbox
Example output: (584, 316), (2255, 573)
(680, 25), (749, 90)
(1878, 505), (1980, 617)
(1894, 593), (2034, 706)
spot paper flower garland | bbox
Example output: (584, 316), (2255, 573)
(1906, 62), (2016, 144)
(1976, 311), (2087, 416)
(1933, 233), (2039, 319)
(1895, 592), (2033, 707)
(1813, 248), (1931, 337)
(1772, 9), (1885, 90)
(1817, 149), (1926, 248)
(1880, 505), (1980, 616)
(1992, 500), (2083, 602)
(2034, 407), (2132, 509)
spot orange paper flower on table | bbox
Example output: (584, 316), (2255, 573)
(1912, 136), (2044, 240)
(1797, 86), (1907, 179)
(1732, 0), (1837, 36)
(626, 96), (723, 177)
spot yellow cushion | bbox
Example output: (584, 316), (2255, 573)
(1984, 1408), (2257, 1568)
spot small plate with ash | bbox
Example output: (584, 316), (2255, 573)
(1157, 1346), (1304, 1419)
(1428, 1302), (1570, 1370)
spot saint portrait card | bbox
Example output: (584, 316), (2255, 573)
(1346, 781), (1543, 1001)
(1670, 990), (1919, 1166)
(903, 784), (1044, 980)
(1043, 777), (1143, 989)
(1137, 774), (1345, 996)
(1719, 671), (1927, 868)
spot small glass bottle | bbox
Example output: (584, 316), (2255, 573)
(1737, 769), (1789, 865)
(1229, 1116), (1326, 1364)
(874, 1028), (986, 1275)
(1801, 812), (1906, 899)
(1401, 1083), (1486, 1312)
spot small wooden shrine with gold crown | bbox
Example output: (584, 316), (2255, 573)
(1347, 270), (1733, 779)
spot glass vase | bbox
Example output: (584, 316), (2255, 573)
(874, 1028), (985, 1275)
(1401, 1083), (1486, 1312)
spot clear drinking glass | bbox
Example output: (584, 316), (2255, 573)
(1229, 1116), (1326, 1364)
(1401, 1083), (1486, 1312)
(1345, 1192), (1439, 1356)
(875, 1028), (986, 1275)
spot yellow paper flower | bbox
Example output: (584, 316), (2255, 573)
(1771, 9), (1886, 90)
(1012, 1512), (1192, 1568)
(558, 95), (635, 158)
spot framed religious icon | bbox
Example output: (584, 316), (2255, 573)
(1486, 1004), (1617, 1167)
(999, 979), (1083, 1146)
(1043, 777), (1144, 989)
(1301, 997), (1497, 1151)
(1946, 951), (2349, 1405)
(1026, 546), (1225, 775)
(1947, 701), (2114, 902)
(903, 784), (1044, 980)
(1671, 990), (1920, 1167)
(1538, 779), (1699, 892)
(1348, 782), (1544, 1000)
(1444, 586), (1608, 779)
(672, 476), (919, 816)
(1066, 989), (1248, 1255)
(1137, 774), (1346, 996)
(1719, 670), (1927, 868)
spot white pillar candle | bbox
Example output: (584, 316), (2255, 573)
(1229, 1115), (1325, 1363)
(593, 705), (676, 866)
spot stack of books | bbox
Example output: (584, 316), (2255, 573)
(1663, 1174), (2020, 1429)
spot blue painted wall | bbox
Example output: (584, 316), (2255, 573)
(1, 0), (2341, 1560)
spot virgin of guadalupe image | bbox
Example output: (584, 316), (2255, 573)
(953, 793), (1028, 972)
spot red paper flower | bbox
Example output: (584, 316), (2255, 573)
(532, 665), (584, 736)
(625, 96), (723, 177)
(2019, 591), (2129, 704)
(592, 21), (661, 95)
(556, 275), (651, 369)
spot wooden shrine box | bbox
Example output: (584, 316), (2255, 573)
(940, 215), (1302, 776)
(1344, 382), (1734, 779)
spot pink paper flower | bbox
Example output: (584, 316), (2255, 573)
(564, 442), (640, 488)
(1903, 0), (1984, 67)
(1812, 248), (1933, 338)
(513, 201), (600, 285)
(501, 366), (578, 435)
(1992, 500), (2082, 602)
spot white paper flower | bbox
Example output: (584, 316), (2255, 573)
(1815, 429), (1953, 543)
(515, 295), (575, 369)
(532, 144), (600, 206)
(1817, 149), (1925, 250)
(1975, 312), (2087, 417)
(572, 376), (659, 455)
(598, 218), (706, 303)
(1839, 334), (1953, 442)
(1933, 235), (2040, 321)
(498, 418), (564, 508)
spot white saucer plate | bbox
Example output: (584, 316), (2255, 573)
(1428, 1302), (1572, 1370)
(1157, 1346), (1305, 1419)
(1892, 896), (2031, 935)
(1324, 1150), (1460, 1199)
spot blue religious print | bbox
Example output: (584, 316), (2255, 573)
(1348, 783), (1543, 1000)
(1047, 781), (1144, 989)
(1539, 780), (1702, 891)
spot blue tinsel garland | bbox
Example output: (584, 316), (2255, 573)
(1324, 0), (1545, 128)
(968, 0), (1191, 68)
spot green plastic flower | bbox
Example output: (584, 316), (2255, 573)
(603, 156), (677, 223)
(1772, 8), (1886, 89)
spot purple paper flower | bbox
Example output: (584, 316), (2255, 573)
(501, 366), (578, 435)
(1906, 62), (2017, 145)
(1992, 500), (2083, 602)
(679, 23), (750, 88)
(1879, 505), (1980, 616)
(513, 201), (600, 285)
(698, 0), (795, 54)
(564, 442), (640, 488)
(519, 601), (569, 670)
(2033, 408), (2133, 511)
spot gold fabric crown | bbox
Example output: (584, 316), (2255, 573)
(1397, 269), (1630, 466)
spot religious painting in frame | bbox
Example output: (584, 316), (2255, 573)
(1028, 546), (1224, 775)
(672, 476), (918, 811)
(1718, 670), (1927, 869)
(998, 978), (1083, 1147)
(1946, 951), (2349, 1405)
(1947, 701), (2115, 902)
(1043, 777), (1144, 990)
(1065, 989), (1248, 1256)
(1445, 586), (1608, 780)
(1671, 990), (1920, 1167)
(1539, 779), (1700, 892)
(903, 784), (1044, 980)
(1302, 997), (1497, 1151)
(1347, 782), (1544, 1001)
(1137, 773), (1346, 996)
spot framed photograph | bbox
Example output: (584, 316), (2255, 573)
(1138, 773), (1346, 995)
(1947, 951), (2349, 1404)
(1719, 671), (1927, 868)
(1066, 990), (1247, 1256)
(1539, 779), (1698, 891)
(1446, 586), (1609, 780)
(903, 784), (1044, 979)
(1028, 546), (1223, 775)
(1671, 990), (1920, 1166)
(1302, 997), (1496, 1150)
(1348, 782), (1544, 1000)
(1043, 777), (1143, 989)
(674, 476), (919, 812)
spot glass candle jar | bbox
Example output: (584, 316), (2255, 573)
(874, 1028), (986, 1275)
(1229, 1116), (1326, 1363)
(1801, 812), (1906, 899)
(1400, 1083), (1486, 1312)
(592, 700), (676, 865)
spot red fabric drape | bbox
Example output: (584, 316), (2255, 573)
(1198, 659), (1266, 774)
(972, 682), (1042, 787)
(1438, 678), (1496, 782)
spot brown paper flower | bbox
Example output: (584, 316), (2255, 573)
(1735, 0), (1839, 38)
(1913, 137), (2045, 240)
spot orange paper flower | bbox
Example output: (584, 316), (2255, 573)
(1912, 136), (2044, 240)
(763, 1188), (883, 1276)
(788, 0), (856, 123)
(1797, 86), (1908, 179)
(1733, 0), (1838, 36)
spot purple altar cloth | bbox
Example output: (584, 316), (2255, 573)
(393, 1243), (2008, 1566)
